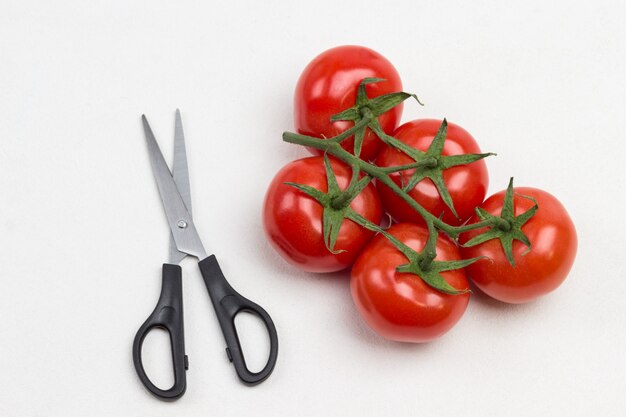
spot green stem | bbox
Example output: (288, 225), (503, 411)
(419, 219), (438, 271)
(331, 175), (372, 209)
(419, 251), (436, 271)
(366, 118), (422, 159)
(283, 131), (464, 236)
(283, 131), (336, 149)
(447, 217), (510, 235)
(495, 217), (512, 232)
(452, 219), (497, 234)
(282, 126), (504, 239)
(344, 159), (362, 205)
(345, 210), (419, 262)
(380, 157), (438, 174)
(329, 115), (373, 144)
(374, 174), (455, 233)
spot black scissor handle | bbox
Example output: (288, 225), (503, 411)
(198, 255), (278, 385)
(132, 264), (187, 400)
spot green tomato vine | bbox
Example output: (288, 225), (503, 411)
(282, 78), (537, 294)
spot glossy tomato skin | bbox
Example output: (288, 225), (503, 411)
(263, 156), (383, 273)
(376, 119), (489, 225)
(294, 45), (403, 161)
(459, 187), (577, 304)
(351, 223), (470, 343)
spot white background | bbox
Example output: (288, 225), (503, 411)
(1, 1), (625, 416)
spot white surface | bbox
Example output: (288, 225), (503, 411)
(1, 0), (625, 415)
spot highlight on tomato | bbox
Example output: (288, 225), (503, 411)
(294, 45), (403, 161)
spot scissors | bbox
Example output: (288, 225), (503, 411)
(133, 110), (278, 400)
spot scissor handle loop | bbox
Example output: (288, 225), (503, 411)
(199, 255), (278, 385)
(132, 264), (187, 400)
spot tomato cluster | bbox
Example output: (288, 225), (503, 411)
(263, 45), (578, 343)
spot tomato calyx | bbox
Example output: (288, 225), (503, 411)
(379, 119), (495, 219)
(391, 220), (479, 294)
(462, 178), (539, 266)
(330, 78), (421, 158)
(347, 213), (480, 295)
(285, 155), (373, 254)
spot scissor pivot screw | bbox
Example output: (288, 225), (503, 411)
(177, 220), (188, 229)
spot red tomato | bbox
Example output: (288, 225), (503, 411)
(459, 187), (577, 303)
(351, 223), (470, 342)
(376, 119), (489, 225)
(294, 45), (403, 161)
(263, 156), (383, 273)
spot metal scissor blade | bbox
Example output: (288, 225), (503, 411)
(169, 109), (192, 264)
(142, 115), (207, 260)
